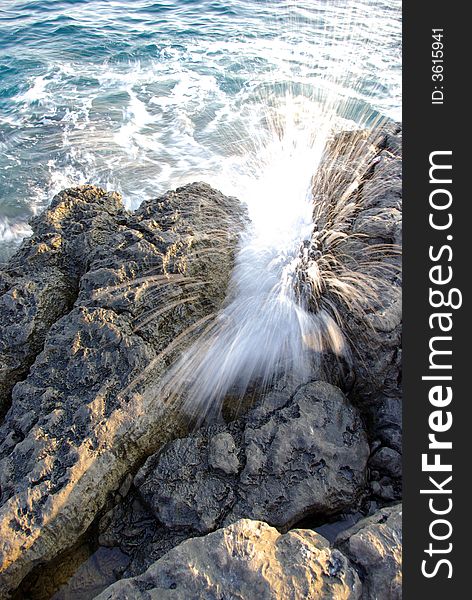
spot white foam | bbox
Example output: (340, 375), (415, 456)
(17, 75), (50, 104)
(1, 0), (402, 254)
(0, 217), (32, 243)
(163, 94), (357, 417)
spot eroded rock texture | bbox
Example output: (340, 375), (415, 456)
(0, 124), (402, 599)
(0, 187), (125, 418)
(99, 380), (369, 577)
(308, 123), (402, 499)
(95, 519), (362, 600)
(0, 183), (246, 597)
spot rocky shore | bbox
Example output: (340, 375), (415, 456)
(0, 124), (402, 599)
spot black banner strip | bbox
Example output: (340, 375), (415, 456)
(403, 1), (468, 596)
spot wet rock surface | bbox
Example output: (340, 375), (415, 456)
(307, 123), (402, 499)
(98, 380), (369, 577)
(0, 183), (247, 597)
(95, 519), (363, 600)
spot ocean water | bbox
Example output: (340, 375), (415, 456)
(0, 0), (401, 262)
(2, 5), (402, 593)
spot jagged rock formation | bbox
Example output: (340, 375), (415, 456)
(0, 124), (402, 599)
(98, 380), (369, 576)
(306, 123), (402, 500)
(0, 183), (247, 597)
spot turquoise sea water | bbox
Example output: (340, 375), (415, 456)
(0, 0), (401, 261)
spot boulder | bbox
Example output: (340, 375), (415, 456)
(335, 504), (402, 600)
(0, 183), (246, 597)
(95, 519), (362, 600)
(99, 380), (369, 576)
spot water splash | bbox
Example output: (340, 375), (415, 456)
(148, 2), (401, 421)
(160, 96), (351, 419)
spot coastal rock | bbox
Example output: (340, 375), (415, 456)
(0, 186), (125, 419)
(137, 380), (369, 531)
(99, 380), (369, 576)
(335, 504), (402, 600)
(369, 447), (402, 480)
(349, 130), (402, 497)
(0, 124), (402, 598)
(0, 183), (246, 597)
(95, 519), (362, 600)
(0, 269), (73, 419)
(308, 123), (402, 492)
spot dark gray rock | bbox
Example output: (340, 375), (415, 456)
(305, 123), (402, 492)
(0, 269), (73, 419)
(0, 186), (127, 419)
(137, 380), (369, 532)
(207, 432), (240, 475)
(0, 183), (247, 597)
(369, 447), (402, 480)
(99, 380), (369, 576)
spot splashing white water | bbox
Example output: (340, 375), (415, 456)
(0, 0), (401, 410)
(152, 1), (401, 418)
(0, 217), (32, 243)
(164, 96), (356, 419)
